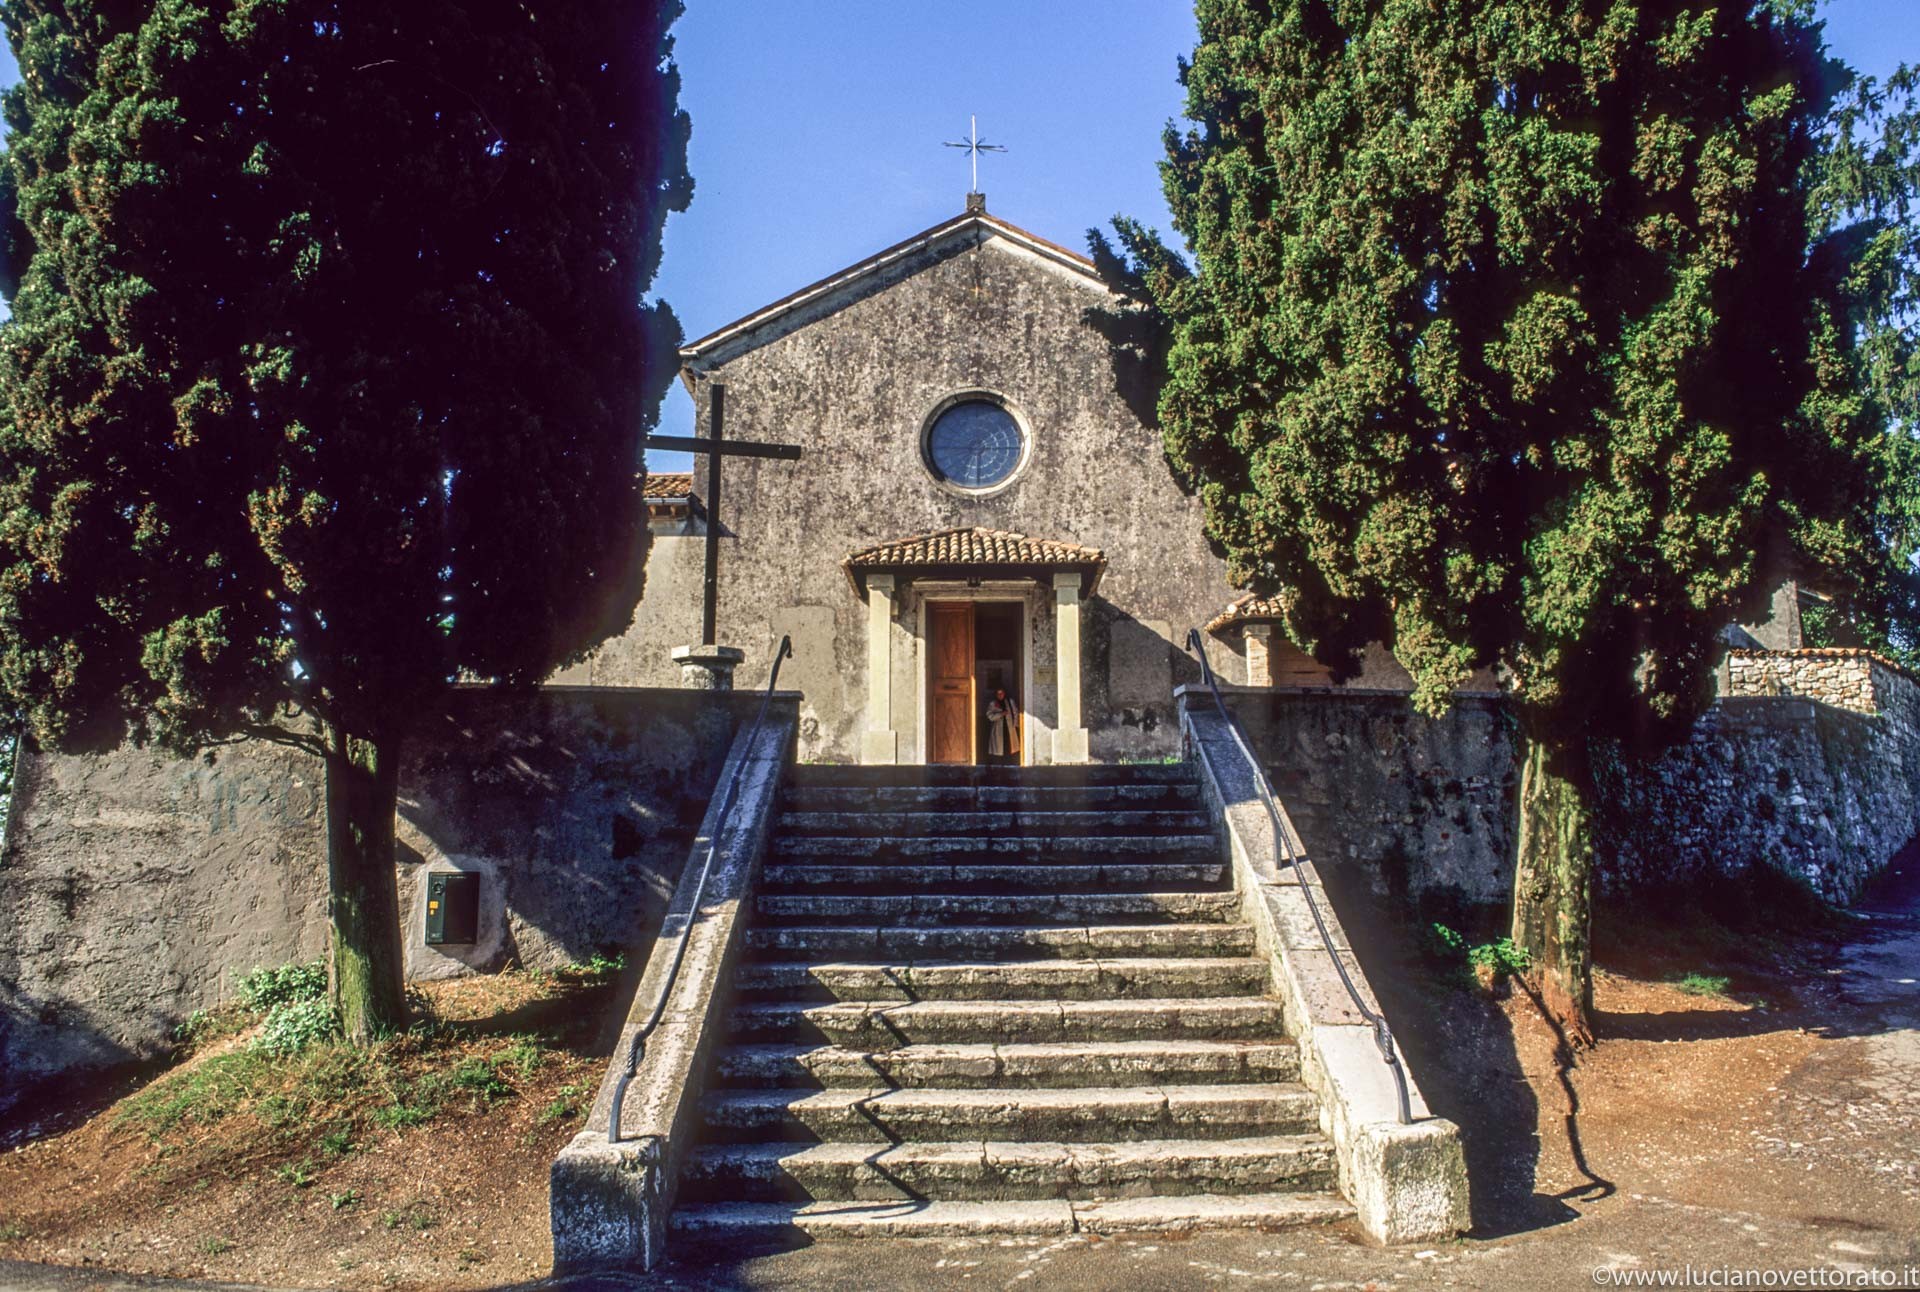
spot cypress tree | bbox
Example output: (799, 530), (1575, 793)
(0, 0), (692, 1040)
(1115, 0), (1917, 1041)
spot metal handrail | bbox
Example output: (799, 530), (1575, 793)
(607, 635), (793, 1144)
(1183, 628), (1412, 1124)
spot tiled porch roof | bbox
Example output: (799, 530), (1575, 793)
(843, 527), (1105, 596)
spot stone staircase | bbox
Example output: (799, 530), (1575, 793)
(668, 762), (1353, 1246)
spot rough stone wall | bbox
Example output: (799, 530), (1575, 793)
(585, 215), (1242, 761)
(1724, 648), (1903, 716)
(1594, 697), (1915, 902)
(1216, 678), (1920, 910)
(0, 688), (760, 1124)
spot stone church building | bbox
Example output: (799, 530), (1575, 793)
(562, 197), (1433, 764)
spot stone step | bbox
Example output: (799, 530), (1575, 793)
(769, 834), (1219, 862)
(761, 860), (1229, 894)
(788, 764), (1198, 789)
(713, 1038), (1301, 1089)
(781, 783), (1205, 813)
(732, 956), (1270, 1003)
(696, 1082), (1318, 1144)
(775, 809), (1214, 838)
(753, 890), (1241, 928)
(744, 923), (1256, 961)
(727, 996), (1286, 1048)
(679, 1134), (1338, 1204)
(669, 1192), (1354, 1245)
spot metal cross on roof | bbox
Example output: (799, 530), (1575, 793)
(943, 115), (1007, 194)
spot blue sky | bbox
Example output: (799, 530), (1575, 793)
(1, 2), (1915, 467)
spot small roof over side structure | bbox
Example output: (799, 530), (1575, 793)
(680, 198), (1113, 372)
(844, 527), (1106, 597)
(1205, 592), (1292, 634)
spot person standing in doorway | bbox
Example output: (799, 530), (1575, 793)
(986, 689), (1021, 765)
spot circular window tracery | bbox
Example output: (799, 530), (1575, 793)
(922, 396), (1029, 493)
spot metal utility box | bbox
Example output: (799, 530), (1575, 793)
(424, 872), (480, 946)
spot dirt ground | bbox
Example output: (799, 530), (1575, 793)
(2, 860), (1917, 1292)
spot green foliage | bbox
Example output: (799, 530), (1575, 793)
(328, 1189), (360, 1212)
(559, 953), (627, 981)
(0, 1222), (27, 1243)
(236, 961), (328, 1013)
(0, 0), (693, 1041)
(198, 1237), (234, 1257)
(273, 1160), (317, 1189)
(1426, 922), (1532, 987)
(1110, 1), (1918, 741)
(0, 1), (693, 754)
(1671, 971), (1734, 997)
(251, 998), (340, 1057)
(381, 1203), (438, 1232)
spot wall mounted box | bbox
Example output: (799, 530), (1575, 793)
(424, 872), (480, 946)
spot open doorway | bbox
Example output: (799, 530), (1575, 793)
(974, 603), (1024, 766)
(926, 600), (1025, 765)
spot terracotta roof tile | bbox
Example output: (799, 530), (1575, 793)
(644, 472), (693, 500)
(843, 527), (1106, 596)
(1205, 592), (1291, 634)
(846, 527), (1104, 570)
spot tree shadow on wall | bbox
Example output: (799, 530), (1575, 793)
(1325, 872), (1596, 1238)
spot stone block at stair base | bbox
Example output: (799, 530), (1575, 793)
(550, 1132), (664, 1271)
(1346, 1118), (1471, 1245)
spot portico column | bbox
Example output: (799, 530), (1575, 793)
(860, 574), (899, 764)
(1243, 623), (1274, 687)
(1054, 572), (1090, 764)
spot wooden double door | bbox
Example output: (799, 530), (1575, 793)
(927, 600), (1023, 765)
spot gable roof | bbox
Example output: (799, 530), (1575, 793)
(681, 204), (1110, 369)
(843, 526), (1106, 596)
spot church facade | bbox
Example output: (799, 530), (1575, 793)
(568, 198), (1265, 764)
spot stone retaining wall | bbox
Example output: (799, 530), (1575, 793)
(0, 687), (764, 1127)
(1725, 648), (1919, 721)
(1219, 667), (1920, 910)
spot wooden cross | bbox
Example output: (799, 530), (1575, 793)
(645, 384), (802, 646)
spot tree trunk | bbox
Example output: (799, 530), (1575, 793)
(323, 723), (408, 1043)
(1510, 733), (1597, 1048)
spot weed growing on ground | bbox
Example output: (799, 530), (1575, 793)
(0, 1221), (26, 1243)
(1671, 972), (1734, 997)
(381, 1202), (437, 1232)
(253, 998), (340, 1057)
(273, 1160), (316, 1189)
(554, 952), (626, 981)
(538, 1081), (591, 1126)
(317, 1128), (355, 1157)
(235, 961), (328, 1012)
(1426, 923), (1531, 990)
(198, 1237), (234, 1256)
(329, 1190), (360, 1211)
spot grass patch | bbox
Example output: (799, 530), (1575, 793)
(198, 1237), (234, 1256)
(329, 1189), (360, 1211)
(381, 1202), (438, 1232)
(118, 1050), (277, 1137)
(1671, 972), (1734, 998)
(273, 1160), (317, 1189)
